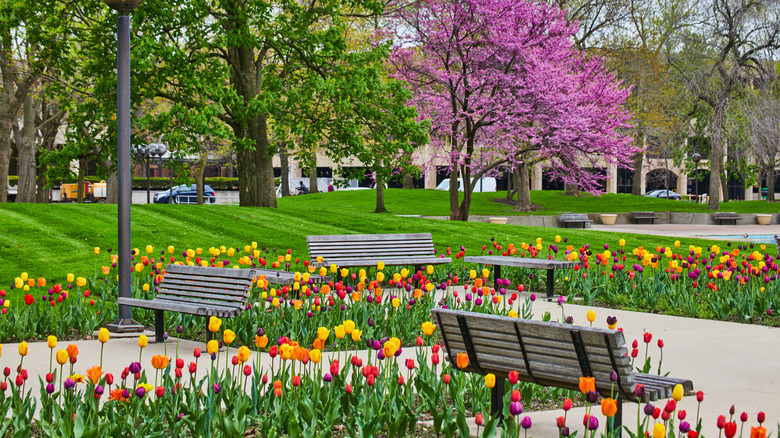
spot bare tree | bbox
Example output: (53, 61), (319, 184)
(670, 0), (780, 209)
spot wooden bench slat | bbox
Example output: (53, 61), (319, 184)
(317, 257), (452, 268)
(162, 278), (252, 293)
(158, 281), (249, 300)
(308, 233), (434, 242)
(162, 273), (254, 287)
(309, 246), (436, 256)
(156, 289), (248, 303)
(308, 240), (434, 249)
(165, 264), (256, 279)
(154, 295), (245, 310)
(118, 297), (241, 317)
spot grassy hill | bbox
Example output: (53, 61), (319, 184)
(0, 189), (776, 284)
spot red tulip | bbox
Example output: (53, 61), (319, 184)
(346, 384), (352, 394)
(292, 376), (300, 387)
(262, 374), (269, 385)
(416, 336), (423, 346)
(687, 432), (698, 438)
(696, 391), (704, 402)
(562, 398), (573, 411)
(511, 390), (521, 402)
(758, 411), (766, 424)
(176, 358), (184, 369)
(367, 374), (375, 386)
(643, 332), (652, 343)
(678, 410), (686, 421)
(475, 413), (484, 426)
(405, 359), (414, 370)
(556, 416), (566, 428)
(330, 360), (339, 376)
(717, 415), (727, 429)
(397, 375), (404, 386)
(724, 421), (737, 438)
(155, 386), (165, 397)
(189, 362), (197, 374)
(174, 368), (182, 378)
(508, 370), (519, 384)
(740, 412), (748, 422)
(657, 339), (664, 348)
(193, 348), (201, 358)
(443, 374), (451, 385)
(244, 365), (252, 376)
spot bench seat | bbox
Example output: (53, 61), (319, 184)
(117, 264), (256, 342)
(629, 211), (658, 224)
(713, 212), (739, 225)
(558, 213), (592, 228)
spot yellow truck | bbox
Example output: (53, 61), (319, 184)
(60, 181), (107, 203)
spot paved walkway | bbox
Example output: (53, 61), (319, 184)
(590, 223), (779, 243)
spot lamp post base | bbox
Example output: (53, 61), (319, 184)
(106, 317), (145, 333)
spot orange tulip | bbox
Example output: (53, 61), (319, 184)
(751, 427), (767, 438)
(151, 355), (170, 370)
(255, 335), (268, 349)
(86, 366), (103, 385)
(456, 352), (469, 369)
(101, 266), (111, 275)
(601, 398), (618, 417)
(67, 344), (79, 359)
(579, 376), (596, 394)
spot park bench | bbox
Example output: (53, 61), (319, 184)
(463, 256), (582, 301)
(307, 233), (452, 269)
(432, 308), (694, 430)
(629, 211), (658, 224)
(118, 264), (256, 342)
(557, 213), (592, 228)
(713, 212), (739, 225)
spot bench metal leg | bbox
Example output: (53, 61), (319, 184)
(154, 309), (165, 343)
(613, 398), (623, 437)
(491, 378), (505, 424)
(493, 265), (502, 291)
(546, 269), (555, 301)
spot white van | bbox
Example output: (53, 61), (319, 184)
(435, 177), (497, 192)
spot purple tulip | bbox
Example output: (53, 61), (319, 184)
(323, 373), (332, 383)
(509, 401), (523, 416)
(128, 362), (141, 374)
(530, 294), (536, 302)
(46, 383), (55, 394)
(679, 421), (690, 433)
(644, 403), (654, 416)
(588, 415), (599, 431)
(135, 387), (146, 398)
(521, 417), (532, 429)
(95, 385), (104, 396)
(213, 383), (221, 394)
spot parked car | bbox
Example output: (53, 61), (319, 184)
(7, 180), (16, 202)
(153, 184), (216, 204)
(644, 189), (682, 200)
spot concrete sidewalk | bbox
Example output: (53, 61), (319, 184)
(4, 298), (779, 437)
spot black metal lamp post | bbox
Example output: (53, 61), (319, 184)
(105, 0), (145, 333)
(692, 153), (701, 204)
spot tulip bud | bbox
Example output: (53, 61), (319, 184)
(193, 348), (201, 358)
(556, 416), (566, 428)
(511, 390), (521, 402)
(562, 398), (573, 411)
(758, 412), (766, 424)
(443, 374), (451, 385)
(696, 391), (704, 402)
(243, 365), (252, 377)
(106, 373), (114, 385)
(46, 373), (54, 383)
(476, 413), (484, 426)
(740, 412), (748, 422)
(717, 415), (726, 429)
(729, 405), (735, 415)
(345, 384), (352, 394)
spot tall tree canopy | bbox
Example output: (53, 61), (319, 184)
(389, 0), (637, 220)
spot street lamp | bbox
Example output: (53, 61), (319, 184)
(104, 0), (144, 334)
(134, 143), (167, 204)
(692, 153), (701, 204)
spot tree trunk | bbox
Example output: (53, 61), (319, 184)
(707, 97), (726, 209)
(402, 173), (414, 189)
(448, 170), (462, 221)
(513, 162), (533, 211)
(15, 94), (38, 203)
(0, 117), (10, 201)
(719, 168), (729, 202)
(374, 171), (387, 213)
(77, 158), (87, 203)
(105, 159), (118, 204)
(227, 19), (277, 208)
(280, 148), (290, 197)
(631, 150), (644, 195)
(193, 156), (205, 205)
(565, 182), (579, 196)
(766, 164), (775, 202)
(309, 163), (318, 194)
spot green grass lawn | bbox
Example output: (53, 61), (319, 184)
(285, 188), (780, 215)
(1, 190), (776, 285)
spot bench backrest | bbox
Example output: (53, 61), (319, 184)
(558, 213), (589, 221)
(307, 233), (437, 264)
(713, 212), (738, 218)
(158, 264), (256, 312)
(432, 308), (635, 399)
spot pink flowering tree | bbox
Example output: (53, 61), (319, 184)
(389, 0), (638, 220)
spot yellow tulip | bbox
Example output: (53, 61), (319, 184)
(98, 328), (110, 344)
(56, 349), (68, 365)
(167, 245), (175, 254)
(351, 329), (362, 342)
(94, 247), (101, 255)
(284, 254), (291, 262)
(482, 269), (490, 278)
(237, 346), (251, 363)
(138, 334), (148, 348)
(421, 321), (437, 336)
(310, 349), (322, 363)
(145, 245), (154, 254)
(343, 320), (355, 334)
(67, 273), (74, 283)
(340, 268), (349, 278)
(485, 373), (496, 388)
(208, 316), (222, 333)
(334, 325), (346, 339)
(469, 270), (477, 280)
(134, 263), (144, 272)
(377, 261), (385, 271)
(392, 297), (400, 308)
(20, 272), (28, 282)
(652, 423), (665, 438)
(619, 239), (626, 247)
(207, 340), (219, 355)
(376, 272), (385, 282)
(508, 310), (519, 318)
(187, 249), (196, 258)
(223, 329), (236, 345)
(142, 284), (150, 292)
(14, 277), (23, 289)
(426, 265), (434, 275)
(47, 335), (57, 349)
(18, 341), (28, 357)
(317, 327), (330, 342)
(672, 383), (684, 401)
(586, 310), (596, 323)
